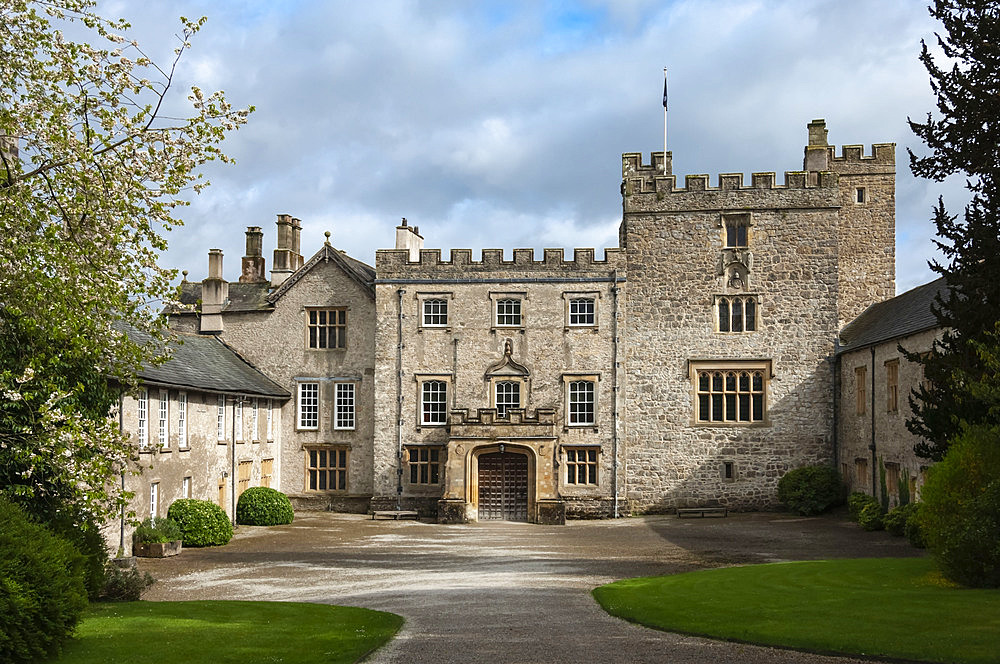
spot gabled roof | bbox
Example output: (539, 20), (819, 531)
(136, 330), (289, 399)
(166, 243), (375, 316)
(268, 243), (375, 303)
(838, 277), (947, 353)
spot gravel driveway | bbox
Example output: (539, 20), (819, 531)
(139, 512), (922, 663)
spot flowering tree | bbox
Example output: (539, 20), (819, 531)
(0, 0), (251, 524)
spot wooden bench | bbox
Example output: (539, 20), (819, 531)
(371, 510), (419, 520)
(677, 507), (728, 518)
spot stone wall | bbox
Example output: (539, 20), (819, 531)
(115, 385), (280, 554)
(373, 247), (626, 517)
(837, 327), (937, 503)
(205, 254), (377, 504)
(620, 138), (857, 512)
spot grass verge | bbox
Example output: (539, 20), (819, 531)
(57, 600), (403, 664)
(593, 557), (999, 664)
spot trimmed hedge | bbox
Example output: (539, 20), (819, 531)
(904, 503), (927, 549)
(167, 499), (232, 547)
(236, 487), (294, 526)
(777, 465), (845, 516)
(0, 497), (88, 664)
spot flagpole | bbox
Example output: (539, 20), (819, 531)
(662, 68), (668, 175)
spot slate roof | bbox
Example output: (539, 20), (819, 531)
(838, 277), (947, 353)
(136, 331), (289, 399)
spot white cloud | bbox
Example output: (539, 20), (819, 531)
(95, 0), (954, 300)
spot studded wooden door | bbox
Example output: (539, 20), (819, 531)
(478, 452), (528, 521)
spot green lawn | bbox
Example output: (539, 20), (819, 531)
(593, 557), (1000, 664)
(56, 601), (403, 664)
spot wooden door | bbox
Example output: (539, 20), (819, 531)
(478, 452), (528, 521)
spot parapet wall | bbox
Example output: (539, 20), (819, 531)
(622, 141), (893, 195)
(376, 246), (625, 279)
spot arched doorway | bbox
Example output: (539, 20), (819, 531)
(477, 451), (528, 521)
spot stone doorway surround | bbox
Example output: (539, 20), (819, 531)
(438, 407), (564, 524)
(476, 447), (531, 522)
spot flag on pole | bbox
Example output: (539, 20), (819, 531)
(662, 71), (668, 110)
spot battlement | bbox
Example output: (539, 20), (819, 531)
(375, 246), (625, 273)
(621, 161), (840, 196)
(829, 143), (895, 165)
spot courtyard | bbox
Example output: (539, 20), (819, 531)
(138, 511), (921, 663)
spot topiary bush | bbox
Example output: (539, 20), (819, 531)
(883, 502), (920, 537)
(167, 499), (232, 547)
(777, 464), (846, 516)
(0, 497), (89, 664)
(848, 491), (877, 522)
(857, 501), (884, 531)
(134, 516), (183, 543)
(236, 487), (295, 526)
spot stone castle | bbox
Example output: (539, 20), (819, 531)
(123, 118), (901, 531)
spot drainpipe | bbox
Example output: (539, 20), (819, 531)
(832, 339), (840, 475)
(231, 396), (238, 526)
(870, 346), (877, 496)
(609, 277), (620, 518)
(119, 394), (126, 556)
(396, 289), (405, 510)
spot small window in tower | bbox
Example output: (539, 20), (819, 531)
(855, 187), (866, 204)
(723, 214), (750, 248)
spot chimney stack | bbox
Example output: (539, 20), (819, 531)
(271, 214), (295, 287)
(240, 226), (266, 283)
(395, 217), (424, 262)
(201, 249), (228, 334)
(803, 118), (830, 172)
(291, 217), (304, 270)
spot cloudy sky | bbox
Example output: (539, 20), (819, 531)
(102, 0), (962, 294)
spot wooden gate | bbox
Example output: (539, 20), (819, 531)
(478, 452), (528, 521)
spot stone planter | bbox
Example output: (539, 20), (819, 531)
(133, 540), (182, 558)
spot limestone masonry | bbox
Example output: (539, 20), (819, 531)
(117, 119), (914, 536)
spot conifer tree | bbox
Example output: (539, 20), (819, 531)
(905, 0), (1000, 461)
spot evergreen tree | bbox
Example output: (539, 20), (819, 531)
(905, 0), (1000, 461)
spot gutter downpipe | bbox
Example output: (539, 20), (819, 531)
(231, 396), (238, 526)
(119, 394), (126, 556)
(611, 270), (621, 518)
(832, 339), (840, 475)
(396, 288), (405, 510)
(870, 346), (877, 496)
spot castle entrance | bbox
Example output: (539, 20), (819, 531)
(477, 451), (529, 521)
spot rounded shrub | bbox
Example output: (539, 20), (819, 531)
(857, 501), (884, 531)
(236, 487), (295, 526)
(0, 497), (88, 664)
(883, 502), (920, 537)
(848, 491), (877, 522)
(777, 464), (845, 516)
(167, 499), (233, 547)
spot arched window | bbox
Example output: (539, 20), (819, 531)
(716, 296), (758, 333)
